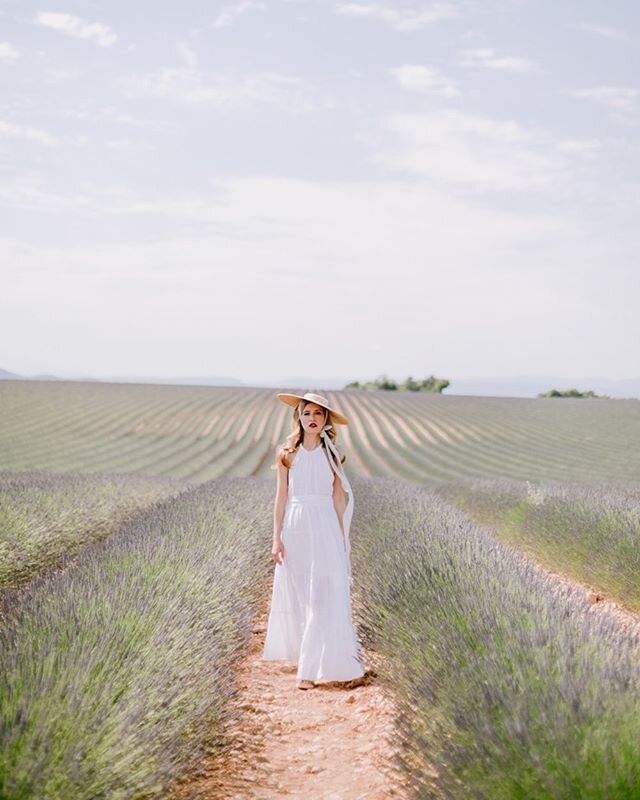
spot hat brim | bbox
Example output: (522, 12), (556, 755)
(276, 392), (349, 425)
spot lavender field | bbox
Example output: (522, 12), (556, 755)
(3, 477), (640, 798)
(1, 379), (640, 798)
(1, 380), (639, 483)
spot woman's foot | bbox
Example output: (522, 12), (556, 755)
(296, 679), (314, 690)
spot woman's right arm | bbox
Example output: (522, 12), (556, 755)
(273, 448), (289, 550)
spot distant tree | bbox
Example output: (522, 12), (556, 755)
(538, 388), (605, 398)
(417, 375), (449, 393)
(400, 375), (421, 392)
(345, 374), (449, 393)
(375, 374), (398, 391)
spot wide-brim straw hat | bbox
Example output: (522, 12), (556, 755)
(276, 392), (349, 426)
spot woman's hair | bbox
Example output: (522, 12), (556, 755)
(276, 400), (346, 468)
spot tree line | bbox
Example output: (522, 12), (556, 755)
(345, 374), (450, 393)
(538, 388), (607, 398)
(344, 376), (607, 398)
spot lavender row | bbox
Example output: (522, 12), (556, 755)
(0, 470), (186, 591)
(435, 479), (640, 613)
(350, 478), (640, 799)
(0, 477), (273, 800)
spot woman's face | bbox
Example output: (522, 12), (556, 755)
(301, 403), (326, 434)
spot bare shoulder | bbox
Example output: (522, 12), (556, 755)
(275, 445), (297, 470)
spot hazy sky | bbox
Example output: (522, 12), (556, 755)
(1, 0), (639, 383)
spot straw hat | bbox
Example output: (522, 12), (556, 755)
(276, 391), (349, 425)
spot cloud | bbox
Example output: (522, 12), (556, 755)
(335, 2), (458, 32)
(6, 172), (610, 385)
(34, 12), (117, 47)
(176, 41), (198, 69)
(213, 1), (266, 28)
(105, 138), (160, 153)
(369, 110), (590, 192)
(0, 174), (92, 213)
(555, 138), (600, 159)
(390, 64), (461, 96)
(575, 23), (630, 42)
(0, 175), (566, 291)
(0, 42), (19, 64)
(3, 172), (634, 381)
(564, 86), (639, 113)
(118, 46), (327, 112)
(458, 47), (541, 73)
(0, 118), (57, 146)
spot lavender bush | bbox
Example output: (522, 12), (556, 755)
(0, 477), (273, 800)
(436, 479), (640, 613)
(351, 478), (640, 799)
(0, 470), (186, 591)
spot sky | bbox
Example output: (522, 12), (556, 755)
(1, 0), (639, 385)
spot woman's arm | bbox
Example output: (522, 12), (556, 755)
(273, 448), (289, 545)
(332, 472), (346, 536)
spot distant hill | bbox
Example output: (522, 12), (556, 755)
(101, 376), (246, 387)
(0, 370), (244, 387)
(253, 376), (349, 390)
(0, 369), (64, 382)
(0, 368), (21, 380)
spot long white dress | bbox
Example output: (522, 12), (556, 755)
(261, 443), (365, 682)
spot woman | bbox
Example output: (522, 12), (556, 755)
(261, 392), (365, 690)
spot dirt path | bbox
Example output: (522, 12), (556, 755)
(166, 596), (410, 800)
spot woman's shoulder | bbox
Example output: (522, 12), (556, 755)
(275, 442), (299, 469)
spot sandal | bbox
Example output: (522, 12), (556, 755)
(296, 679), (314, 690)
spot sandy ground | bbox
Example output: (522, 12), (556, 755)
(165, 595), (410, 800)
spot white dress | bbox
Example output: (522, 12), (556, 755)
(261, 443), (365, 682)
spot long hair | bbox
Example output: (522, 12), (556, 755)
(277, 400), (346, 467)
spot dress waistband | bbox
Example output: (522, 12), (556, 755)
(288, 494), (333, 505)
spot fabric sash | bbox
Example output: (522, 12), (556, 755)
(320, 423), (354, 581)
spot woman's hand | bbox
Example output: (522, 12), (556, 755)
(272, 539), (285, 565)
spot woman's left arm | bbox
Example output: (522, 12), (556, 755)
(332, 473), (346, 535)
